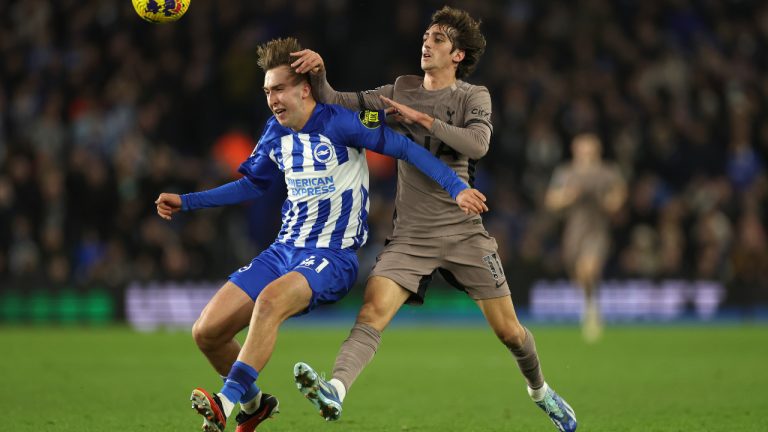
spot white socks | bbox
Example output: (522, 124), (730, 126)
(528, 381), (549, 402)
(240, 391), (262, 414)
(329, 378), (347, 401)
(217, 393), (236, 417)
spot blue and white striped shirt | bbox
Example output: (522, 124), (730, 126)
(182, 103), (467, 250)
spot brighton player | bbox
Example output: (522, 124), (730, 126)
(290, 6), (577, 431)
(154, 37), (487, 432)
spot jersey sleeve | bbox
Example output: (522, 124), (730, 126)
(181, 138), (281, 211)
(310, 69), (393, 111)
(430, 86), (492, 159)
(338, 108), (468, 199)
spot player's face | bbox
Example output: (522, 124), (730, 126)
(263, 65), (310, 130)
(573, 135), (601, 164)
(421, 24), (464, 74)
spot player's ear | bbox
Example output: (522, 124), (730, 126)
(452, 49), (465, 63)
(301, 81), (312, 99)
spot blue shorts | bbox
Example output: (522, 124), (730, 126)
(228, 242), (358, 315)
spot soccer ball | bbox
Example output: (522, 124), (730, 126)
(132, 0), (190, 23)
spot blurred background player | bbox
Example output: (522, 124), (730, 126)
(545, 133), (627, 342)
(290, 6), (576, 431)
(155, 37), (487, 432)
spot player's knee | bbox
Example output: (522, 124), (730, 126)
(495, 323), (526, 350)
(253, 290), (293, 323)
(356, 301), (390, 331)
(192, 318), (222, 352)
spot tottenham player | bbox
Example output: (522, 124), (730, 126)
(154, 37), (487, 432)
(546, 133), (627, 343)
(290, 6), (577, 432)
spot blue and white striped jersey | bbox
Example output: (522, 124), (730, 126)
(182, 103), (468, 250)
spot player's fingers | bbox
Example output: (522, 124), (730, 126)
(379, 95), (396, 107)
(471, 197), (487, 213)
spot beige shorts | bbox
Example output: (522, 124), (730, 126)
(369, 231), (511, 305)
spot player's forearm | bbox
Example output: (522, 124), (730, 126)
(181, 177), (264, 211)
(602, 187), (627, 214)
(430, 120), (491, 159)
(380, 129), (468, 199)
(309, 70), (359, 109)
(545, 190), (575, 211)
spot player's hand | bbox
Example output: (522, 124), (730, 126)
(380, 96), (420, 125)
(456, 188), (488, 215)
(155, 193), (182, 221)
(290, 49), (325, 74)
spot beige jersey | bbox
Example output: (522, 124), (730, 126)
(549, 162), (625, 240)
(311, 72), (493, 238)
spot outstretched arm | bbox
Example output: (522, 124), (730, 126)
(380, 88), (492, 160)
(290, 49), (393, 111)
(156, 148), (281, 220)
(343, 109), (488, 215)
(155, 177), (269, 221)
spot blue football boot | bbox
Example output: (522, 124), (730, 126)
(294, 362), (342, 421)
(531, 384), (577, 432)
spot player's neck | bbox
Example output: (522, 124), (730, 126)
(292, 100), (317, 132)
(423, 70), (457, 90)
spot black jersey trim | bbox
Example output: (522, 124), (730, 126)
(465, 118), (490, 127)
(356, 92), (368, 111)
(468, 159), (477, 187)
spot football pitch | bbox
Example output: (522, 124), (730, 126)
(3, 324), (767, 431)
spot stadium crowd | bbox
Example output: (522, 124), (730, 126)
(1, 0), (766, 306)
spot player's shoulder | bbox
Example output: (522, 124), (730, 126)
(322, 102), (355, 116)
(455, 79), (490, 97)
(322, 103), (381, 128)
(393, 75), (424, 89)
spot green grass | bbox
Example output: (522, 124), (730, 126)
(3, 325), (767, 431)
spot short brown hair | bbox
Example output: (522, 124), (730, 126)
(429, 6), (486, 79)
(257, 37), (306, 83)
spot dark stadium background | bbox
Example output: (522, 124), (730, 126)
(1, 0), (767, 326)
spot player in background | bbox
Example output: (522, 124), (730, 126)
(545, 133), (627, 343)
(155, 37), (488, 432)
(290, 6), (577, 431)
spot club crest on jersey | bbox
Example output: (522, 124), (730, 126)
(313, 142), (335, 163)
(358, 110), (381, 129)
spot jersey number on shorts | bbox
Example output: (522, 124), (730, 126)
(298, 256), (330, 273)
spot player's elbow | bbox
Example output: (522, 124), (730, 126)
(468, 142), (490, 159)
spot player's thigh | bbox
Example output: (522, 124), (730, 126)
(195, 281), (255, 341)
(440, 231), (511, 301)
(253, 272), (314, 321)
(288, 247), (359, 315)
(228, 245), (288, 301)
(368, 236), (442, 305)
(574, 252), (605, 281)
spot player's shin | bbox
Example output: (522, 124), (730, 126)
(332, 322), (382, 393)
(220, 361), (261, 417)
(509, 327), (544, 391)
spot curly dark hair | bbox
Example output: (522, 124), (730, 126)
(429, 6), (486, 79)
(257, 37), (307, 83)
